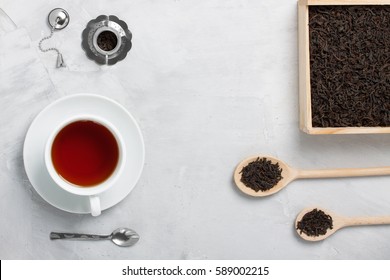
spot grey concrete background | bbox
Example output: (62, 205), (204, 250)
(1, 0), (390, 259)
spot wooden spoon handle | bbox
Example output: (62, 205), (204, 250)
(296, 166), (390, 179)
(345, 216), (390, 227)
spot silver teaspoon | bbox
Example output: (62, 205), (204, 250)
(50, 227), (139, 247)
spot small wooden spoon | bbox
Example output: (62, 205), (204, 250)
(234, 155), (390, 197)
(295, 207), (390, 241)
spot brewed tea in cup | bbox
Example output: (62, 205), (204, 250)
(45, 115), (126, 216)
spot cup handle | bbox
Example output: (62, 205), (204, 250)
(89, 195), (101, 217)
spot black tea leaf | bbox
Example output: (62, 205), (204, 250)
(297, 208), (333, 237)
(239, 157), (283, 192)
(309, 6), (390, 127)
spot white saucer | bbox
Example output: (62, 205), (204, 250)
(23, 94), (145, 214)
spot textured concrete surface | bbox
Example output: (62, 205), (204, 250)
(1, 0), (390, 259)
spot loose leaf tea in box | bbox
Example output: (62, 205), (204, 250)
(309, 6), (390, 127)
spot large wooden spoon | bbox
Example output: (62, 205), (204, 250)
(295, 207), (390, 241)
(234, 155), (390, 197)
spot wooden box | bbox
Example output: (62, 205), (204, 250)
(298, 0), (390, 134)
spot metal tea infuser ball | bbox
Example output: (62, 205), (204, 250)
(38, 8), (70, 68)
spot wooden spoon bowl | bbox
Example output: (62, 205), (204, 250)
(234, 155), (296, 197)
(295, 208), (343, 241)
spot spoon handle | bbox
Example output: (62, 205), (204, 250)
(345, 216), (390, 227)
(50, 232), (111, 241)
(297, 166), (390, 179)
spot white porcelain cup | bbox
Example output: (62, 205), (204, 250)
(45, 115), (126, 216)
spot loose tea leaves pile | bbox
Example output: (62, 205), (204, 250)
(97, 31), (118, 52)
(297, 208), (333, 237)
(240, 157), (283, 192)
(309, 6), (390, 127)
